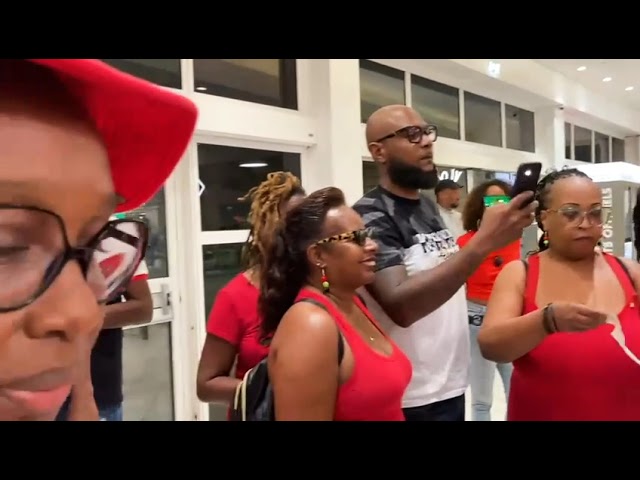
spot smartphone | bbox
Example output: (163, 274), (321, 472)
(484, 195), (510, 207)
(510, 162), (542, 207)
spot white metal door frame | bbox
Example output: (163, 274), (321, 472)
(163, 140), (211, 421)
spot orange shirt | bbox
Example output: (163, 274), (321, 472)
(457, 231), (522, 302)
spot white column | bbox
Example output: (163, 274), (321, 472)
(301, 59), (364, 205)
(624, 136), (640, 165)
(534, 106), (565, 171)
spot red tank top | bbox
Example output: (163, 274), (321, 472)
(508, 253), (640, 421)
(295, 288), (412, 421)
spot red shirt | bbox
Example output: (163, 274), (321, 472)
(206, 273), (268, 380)
(457, 231), (521, 302)
(509, 253), (640, 421)
(296, 288), (412, 421)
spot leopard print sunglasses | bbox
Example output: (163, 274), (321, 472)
(315, 227), (374, 247)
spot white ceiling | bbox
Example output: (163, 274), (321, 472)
(534, 59), (640, 110)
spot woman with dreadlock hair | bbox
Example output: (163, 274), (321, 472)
(196, 172), (305, 408)
(478, 168), (640, 420)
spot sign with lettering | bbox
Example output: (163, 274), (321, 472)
(601, 187), (614, 254)
(439, 168), (463, 183)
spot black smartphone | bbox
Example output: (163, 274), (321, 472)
(510, 162), (542, 207)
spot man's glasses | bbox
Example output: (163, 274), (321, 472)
(315, 227), (374, 247)
(0, 205), (149, 313)
(548, 206), (609, 227)
(375, 125), (438, 144)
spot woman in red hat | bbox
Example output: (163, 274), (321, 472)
(0, 59), (197, 420)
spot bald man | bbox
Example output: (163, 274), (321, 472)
(353, 105), (536, 421)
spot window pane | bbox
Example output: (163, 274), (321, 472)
(574, 126), (592, 163)
(565, 123), (572, 159)
(197, 144), (301, 232)
(202, 243), (245, 421)
(594, 132), (610, 163)
(612, 137), (626, 162)
(123, 323), (174, 421)
(505, 104), (535, 152)
(464, 92), (502, 147)
(363, 161), (379, 193)
(127, 188), (168, 279)
(411, 75), (460, 139)
(360, 60), (405, 124)
(102, 59), (181, 89)
(193, 59), (297, 110)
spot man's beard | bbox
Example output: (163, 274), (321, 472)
(387, 156), (439, 190)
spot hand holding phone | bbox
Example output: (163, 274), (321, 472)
(475, 163), (541, 252)
(510, 162), (542, 207)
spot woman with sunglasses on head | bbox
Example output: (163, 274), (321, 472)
(478, 169), (640, 421)
(259, 187), (412, 421)
(456, 180), (520, 421)
(0, 59), (197, 420)
(196, 172), (305, 409)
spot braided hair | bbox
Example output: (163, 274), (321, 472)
(534, 167), (591, 252)
(240, 172), (305, 274)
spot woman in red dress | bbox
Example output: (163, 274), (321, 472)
(196, 172), (305, 409)
(479, 168), (640, 421)
(258, 187), (412, 421)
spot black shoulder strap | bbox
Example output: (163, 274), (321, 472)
(520, 258), (529, 293)
(295, 297), (345, 365)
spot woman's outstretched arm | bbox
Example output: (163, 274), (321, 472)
(478, 260), (548, 363)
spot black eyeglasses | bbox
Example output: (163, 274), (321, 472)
(375, 125), (438, 144)
(0, 205), (149, 313)
(315, 227), (374, 247)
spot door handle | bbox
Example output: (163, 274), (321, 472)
(160, 283), (172, 316)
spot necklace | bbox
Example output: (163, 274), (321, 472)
(327, 292), (376, 342)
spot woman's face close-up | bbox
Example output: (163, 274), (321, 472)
(0, 90), (113, 420)
(317, 206), (378, 290)
(541, 177), (603, 258)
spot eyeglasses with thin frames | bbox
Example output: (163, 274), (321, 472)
(546, 206), (609, 227)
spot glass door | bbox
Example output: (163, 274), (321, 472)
(196, 140), (303, 421)
(121, 188), (177, 421)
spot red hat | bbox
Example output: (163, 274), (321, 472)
(27, 59), (198, 212)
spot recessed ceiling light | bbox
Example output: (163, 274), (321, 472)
(602, 77), (612, 82)
(626, 86), (634, 91)
(577, 66), (587, 71)
(196, 86), (207, 91)
(239, 162), (268, 168)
